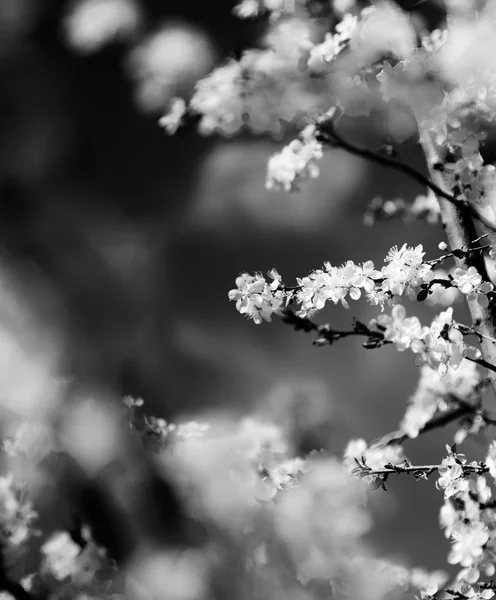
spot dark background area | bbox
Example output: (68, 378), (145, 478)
(0, 0), (484, 579)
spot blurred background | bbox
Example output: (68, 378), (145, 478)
(0, 0), (482, 580)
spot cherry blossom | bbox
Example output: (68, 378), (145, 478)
(228, 271), (284, 324)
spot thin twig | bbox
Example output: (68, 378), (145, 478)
(281, 309), (496, 376)
(357, 462), (487, 477)
(468, 356), (496, 374)
(316, 122), (496, 233)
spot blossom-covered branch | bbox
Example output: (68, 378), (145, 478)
(352, 457), (487, 481)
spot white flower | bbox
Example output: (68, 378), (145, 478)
(451, 267), (493, 307)
(462, 585), (495, 600)
(381, 243), (431, 298)
(229, 272), (285, 324)
(436, 455), (469, 498)
(366, 287), (390, 309)
(343, 260), (382, 293)
(411, 307), (477, 374)
(376, 304), (427, 352)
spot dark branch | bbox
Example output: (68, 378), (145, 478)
(280, 309), (390, 349)
(316, 121), (496, 233)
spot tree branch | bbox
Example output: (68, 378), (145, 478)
(353, 460), (487, 479)
(371, 405), (473, 447)
(316, 121), (496, 233)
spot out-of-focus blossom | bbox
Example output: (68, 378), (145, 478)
(41, 532), (81, 580)
(2, 421), (52, 461)
(343, 437), (405, 471)
(307, 15), (358, 71)
(63, 0), (142, 54)
(128, 550), (207, 600)
(233, 0), (297, 20)
(128, 23), (216, 112)
(266, 125), (324, 192)
(351, 3), (416, 67)
(189, 20), (324, 136)
(400, 361), (480, 439)
(159, 97), (187, 135)
(275, 456), (371, 581)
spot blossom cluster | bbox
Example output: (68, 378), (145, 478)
(266, 124), (324, 191)
(229, 242), (493, 322)
(435, 444), (496, 598)
(307, 14), (358, 72)
(228, 269), (285, 324)
(171, 19), (326, 137)
(373, 304), (483, 374)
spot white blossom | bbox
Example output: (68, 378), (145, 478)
(436, 454), (470, 499)
(451, 266), (493, 307)
(64, 0), (142, 54)
(266, 134), (323, 192)
(375, 304), (427, 352)
(130, 24), (215, 113)
(228, 271), (285, 324)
